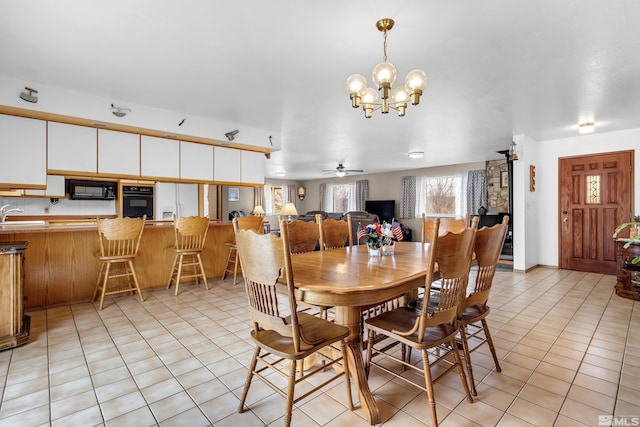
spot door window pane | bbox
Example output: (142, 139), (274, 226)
(585, 175), (600, 204)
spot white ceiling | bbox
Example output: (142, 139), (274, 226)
(2, 1), (640, 180)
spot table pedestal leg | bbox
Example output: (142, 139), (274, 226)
(336, 306), (380, 425)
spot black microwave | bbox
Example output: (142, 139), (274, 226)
(66, 179), (117, 200)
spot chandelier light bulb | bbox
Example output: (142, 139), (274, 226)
(391, 85), (409, 116)
(372, 62), (397, 87)
(346, 74), (368, 108)
(405, 69), (427, 105)
(361, 87), (379, 105)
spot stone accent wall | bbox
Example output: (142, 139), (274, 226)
(486, 160), (509, 213)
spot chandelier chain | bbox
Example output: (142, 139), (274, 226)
(383, 30), (388, 62)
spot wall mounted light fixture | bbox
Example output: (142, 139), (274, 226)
(111, 104), (131, 117)
(225, 129), (239, 141)
(19, 87), (38, 103)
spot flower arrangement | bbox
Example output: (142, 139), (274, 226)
(358, 221), (403, 248)
(612, 214), (640, 265)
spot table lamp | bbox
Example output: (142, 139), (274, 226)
(253, 205), (265, 217)
(280, 202), (298, 222)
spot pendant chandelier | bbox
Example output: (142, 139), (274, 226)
(345, 18), (427, 118)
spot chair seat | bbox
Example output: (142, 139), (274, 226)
(251, 312), (348, 359)
(460, 304), (490, 323)
(365, 307), (459, 348)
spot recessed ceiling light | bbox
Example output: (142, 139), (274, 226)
(275, 171), (286, 177)
(579, 122), (594, 134)
(408, 151), (424, 159)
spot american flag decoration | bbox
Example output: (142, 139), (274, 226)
(357, 223), (366, 241)
(391, 220), (403, 241)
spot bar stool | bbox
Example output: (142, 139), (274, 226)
(221, 215), (264, 284)
(167, 215), (210, 295)
(93, 215), (146, 310)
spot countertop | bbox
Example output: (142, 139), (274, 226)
(0, 219), (231, 234)
(0, 241), (29, 252)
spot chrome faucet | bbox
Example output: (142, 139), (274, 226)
(0, 204), (24, 222)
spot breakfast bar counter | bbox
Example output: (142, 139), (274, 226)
(0, 220), (235, 309)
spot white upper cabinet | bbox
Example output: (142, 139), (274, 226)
(140, 136), (180, 179)
(48, 122), (97, 174)
(213, 146), (241, 183)
(98, 129), (140, 177)
(25, 175), (65, 197)
(0, 115), (47, 188)
(180, 142), (213, 182)
(241, 150), (265, 184)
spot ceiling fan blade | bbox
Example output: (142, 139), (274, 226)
(345, 169), (364, 173)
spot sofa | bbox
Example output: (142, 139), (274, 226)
(296, 210), (379, 245)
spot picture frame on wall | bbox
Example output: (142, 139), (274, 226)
(228, 187), (239, 202)
(500, 171), (508, 188)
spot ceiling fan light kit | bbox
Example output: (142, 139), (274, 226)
(322, 163), (364, 177)
(346, 18), (427, 118)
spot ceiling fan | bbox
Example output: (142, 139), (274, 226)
(322, 163), (364, 177)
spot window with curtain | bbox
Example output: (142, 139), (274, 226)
(263, 184), (283, 214)
(322, 182), (357, 213)
(415, 175), (466, 218)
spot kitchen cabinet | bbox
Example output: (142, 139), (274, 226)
(24, 175), (65, 197)
(0, 115), (46, 188)
(140, 136), (180, 179)
(0, 242), (30, 350)
(47, 122), (97, 174)
(98, 129), (140, 178)
(181, 142), (213, 181)
(213, 146), (241, 183)
(241, 150), (265, 184)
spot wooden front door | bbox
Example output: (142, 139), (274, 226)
(559, 150), (633, 274)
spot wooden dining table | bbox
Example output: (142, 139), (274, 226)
(290, 241), (431, 425)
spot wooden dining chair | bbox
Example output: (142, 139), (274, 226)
(458, 215), (509, 395)
(317, 213), (352, 249)
(92, 215), (146, 310)
(281, 218), (320, 254)
(234, 218), (353, 427)
(421, 212), (471, 243)
(166, 215), (210, 295)
(221, 215), (264, 285)
(365, 218), (476, 427)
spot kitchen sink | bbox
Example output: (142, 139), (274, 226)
(0, 220), (47, 226)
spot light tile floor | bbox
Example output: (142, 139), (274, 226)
(0, 267), (638, 426)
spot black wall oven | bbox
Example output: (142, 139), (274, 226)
(122, 186), (154, 219)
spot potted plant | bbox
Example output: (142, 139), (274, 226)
(612, 215), (640, 265)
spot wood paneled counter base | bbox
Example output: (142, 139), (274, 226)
(0, 222), (234, 309)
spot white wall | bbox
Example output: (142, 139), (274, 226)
(512, 134), (540, 271)
(535, 128), (640, 269)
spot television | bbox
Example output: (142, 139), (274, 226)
(365, 200), (396, 224)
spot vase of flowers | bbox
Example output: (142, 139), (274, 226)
(358, 221), (403, 257)
(612, 215), (640, 265)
